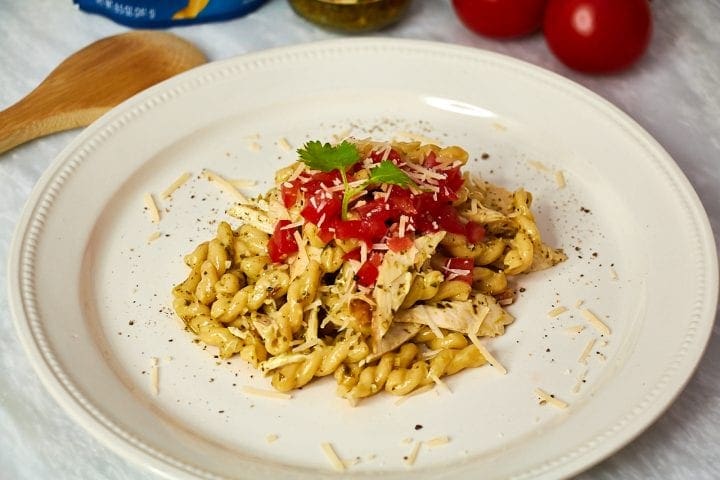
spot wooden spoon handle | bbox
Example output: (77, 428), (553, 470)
(0, 91), (107, 154)
(0, 31), (206, 155)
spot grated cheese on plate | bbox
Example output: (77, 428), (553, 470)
(554, 170), (566, 189)
(565, 325), (584, 335)
(147, 231), (161, 243)
(161, 172), (192, 199)
(394, 384), (435, 406)
(424, 436), (450, 448)
(241, 386), (292, 400)
(609, 267), (619, 280)
(321, 442), (345, 472)
(203, 169), (248, 202)
(580, 309), (611, 336)
(468, 333), (507, 374)
(277, 137), (292, 151)
(578, 338), (596, 364)
(547, 306), (568, 318)
(527, 160), (551, 172)
(266, 434), (279, 444)
(429, 373), (452, 394)
(534, 388), (568, 409)
(143, 193), (160, 223)
(404, 441), (421, 466)
(150, 357), (159, 395)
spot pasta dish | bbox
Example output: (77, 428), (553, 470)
(171, 139), (566, 401)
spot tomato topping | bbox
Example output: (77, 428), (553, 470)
(355, 251), (384, 287)
(436, 167), (464, 201)
(465, 221), (486, 244)
(423, 151), (439, 168)
(300, 190), (342, 225)
(268, 220), (299, 263)
(369, 148), (402, 163)
(280, 178), (302, 208)
(445, 257), (474, 284)
(343, 248), (361, 261)
(387, 235), (414, 253)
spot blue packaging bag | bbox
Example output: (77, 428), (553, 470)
(74, 0), (268, 28)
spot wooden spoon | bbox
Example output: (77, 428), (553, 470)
(0, 31), (206, 154)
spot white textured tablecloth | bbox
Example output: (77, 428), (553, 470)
(1, 1), (719, 478)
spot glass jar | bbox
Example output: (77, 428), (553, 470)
(288, 0), (412, 33)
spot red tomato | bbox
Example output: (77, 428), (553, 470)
(387, 235), (414, 253)
(300, 190), (341, 225)
(452, 0), (548, 38)
(445, 258), (474, 284)
(267, 220), (298, 263)
(465, 221), (486, 244)
(543, 0), (652, 72)
(280, 178), (302, 208)
(355, 251), (384, 287)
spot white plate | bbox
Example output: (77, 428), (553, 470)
(9, 39), (717, 480)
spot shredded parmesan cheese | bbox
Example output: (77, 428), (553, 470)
(527, 160), (551, 172)
(554, 170), (566, 189)
(203, 169), (248, 202)
(394, 384), (434, 405)
(425, 436), (450, 448)
(321, 442), (345, 472)
(266, 434), (279, 444)
(468, 333), (507, 374)
(572, 369), (588, 394)
(581, 309), (611, 336)
(277, 137), (292, 151)
(565, 325), (584, 335)
(534, 388), (568, 409)
(229, 179), (257, 188)
(547, 306), (568, 318)
(429, 373), (452, 394)
(147, 231), (161, 243)
(143, 193), (160, 223)
(578, 338), (596, 364)
(575, 299), (585, 308)
(161, 172), (191, 198)
(609, 267), (618, 280)
(404, 441), (421, 466)
(247, 142), (262, 152)
(241, 386), (292, 400)
(394, 130), (440, 145)
(150, 357), (159, 395)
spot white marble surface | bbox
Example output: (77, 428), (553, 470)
(1, 0), (719, 478)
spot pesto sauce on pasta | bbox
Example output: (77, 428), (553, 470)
(171, 139), (566, 401)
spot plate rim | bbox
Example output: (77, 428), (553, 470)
(8, 37), (719, 480)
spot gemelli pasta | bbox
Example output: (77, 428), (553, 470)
(171, 139), (566, 401)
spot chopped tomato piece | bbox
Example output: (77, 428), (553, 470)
(280, 178), (302, 208)
(300, 190), (342, 225)
(436, 166), (464, 201)
(343, 248), (361, 261)
(465, 221), (486, 244)
(268, 220), (298, 263)
(387, 235), (414, 253)
(369, 148), (402, 163)
(355, 251), (384, 287)
(445, 257), (474, 284)
(423, 151), (440, 168)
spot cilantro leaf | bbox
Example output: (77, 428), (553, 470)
(297, 140), (360, 172)
(368, 161), (418, 188)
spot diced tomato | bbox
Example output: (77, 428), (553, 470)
(355, 261), (378, 287)
(300, 170), (342, 196)
(465, 221), (486, 244)
(369, 148), (402, 164)
(423, 151), (440, 168)
(300, 190), (342, 225)
(436, 166), (464, 201)
(280, 178), (302, 208)
(355, 251), (384, 287)
(387, 187), (416, 215)
(387, 235), (414, 253)
(343, 248), (361, 261)
(268, 220), (299, 263)
(446, 257), (474, 284)
(334, 219), (365, 241)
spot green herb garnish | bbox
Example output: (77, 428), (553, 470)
(297, 141), (418, 220)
